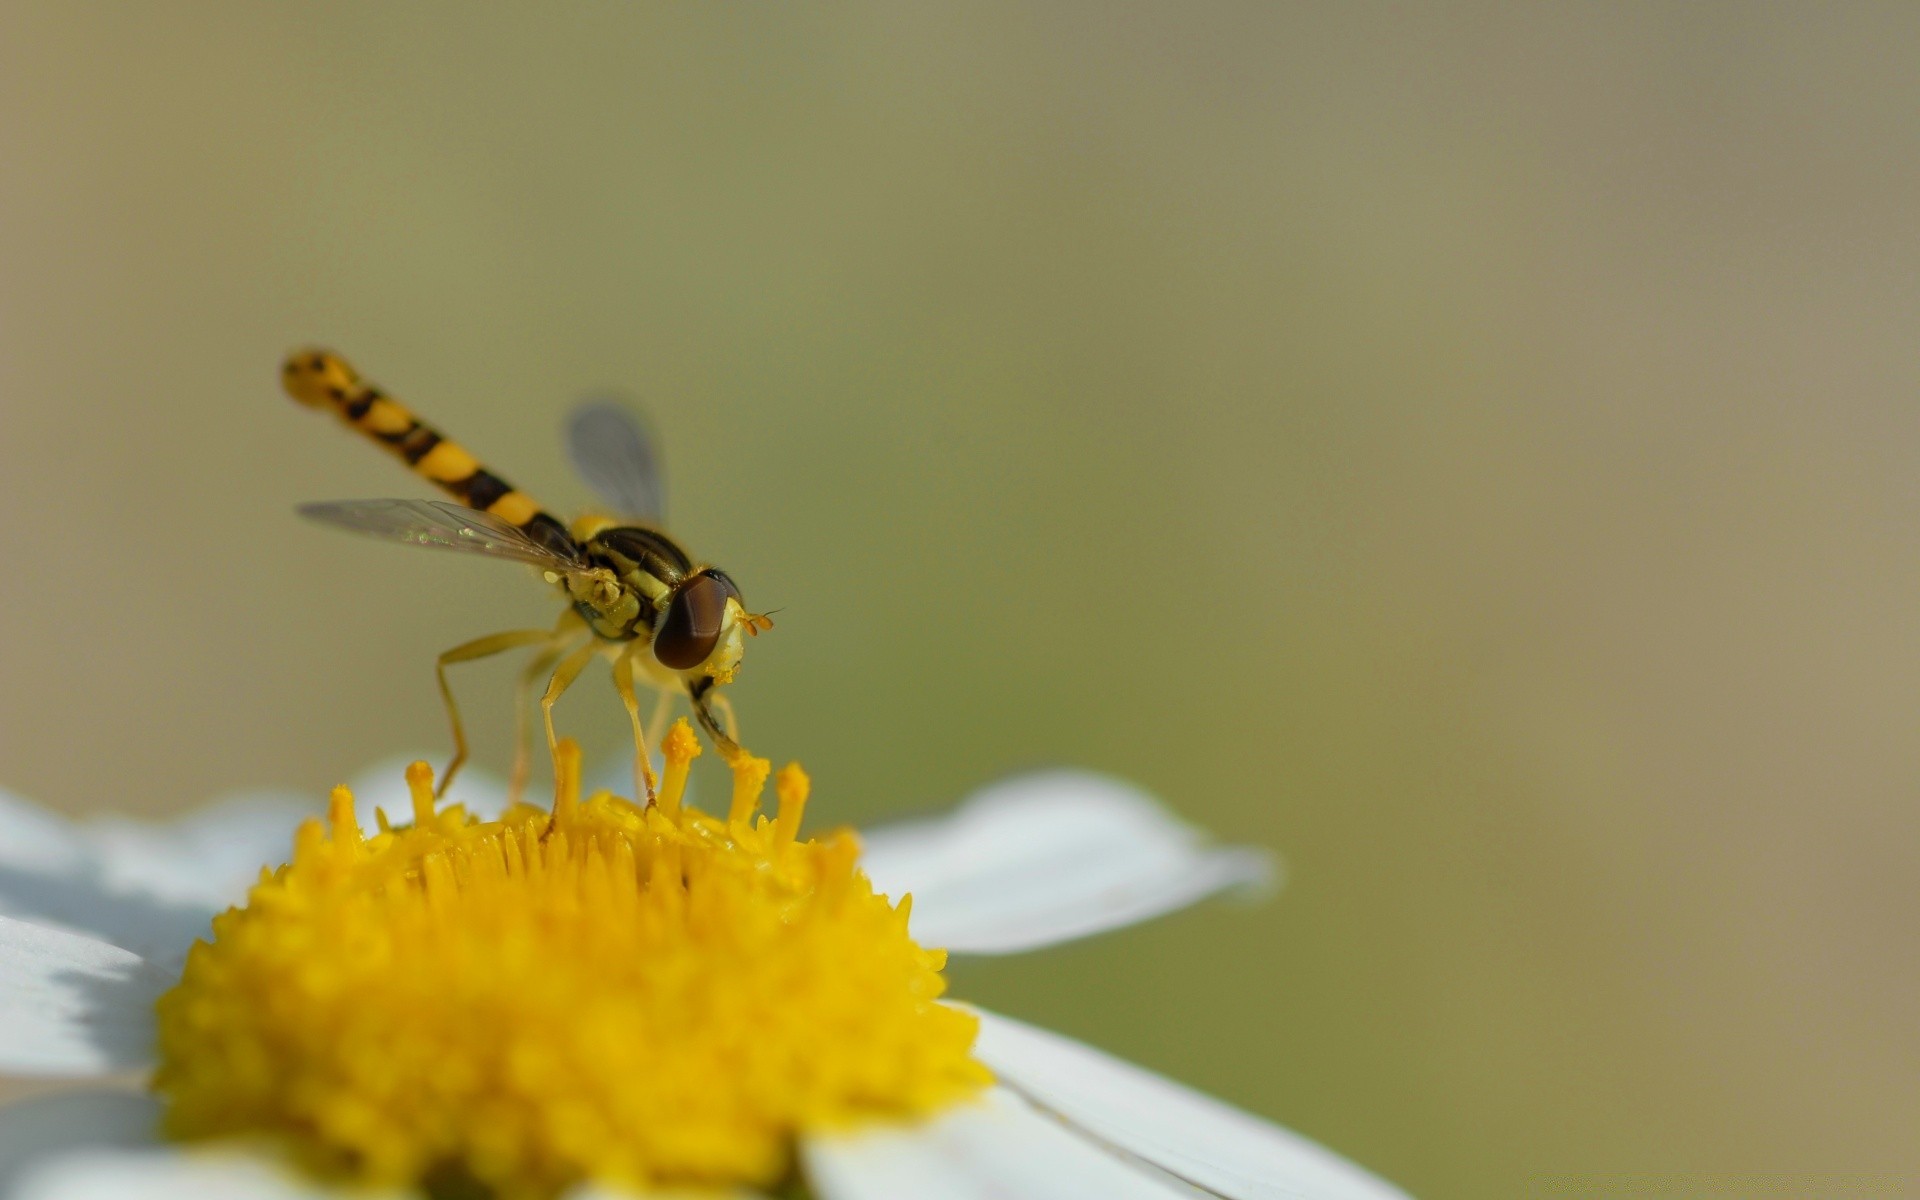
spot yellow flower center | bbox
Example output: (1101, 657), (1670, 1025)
(153, 723), (988, 1197)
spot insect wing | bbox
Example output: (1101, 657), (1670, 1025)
(565, 399), (665, 524)
(297, 499), (589, 572)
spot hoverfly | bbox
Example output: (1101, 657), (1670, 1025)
(281, 349), (772, 803)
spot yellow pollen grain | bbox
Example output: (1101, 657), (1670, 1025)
(152, 733), (985, 1198)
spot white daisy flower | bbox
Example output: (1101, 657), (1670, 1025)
(0, 725), (1411, 1200)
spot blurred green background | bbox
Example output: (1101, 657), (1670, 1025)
(4, 4), (1918, 1195)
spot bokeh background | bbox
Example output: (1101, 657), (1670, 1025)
(4, 4), (1918, 1195)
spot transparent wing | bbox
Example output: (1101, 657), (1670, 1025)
(296, 499), (589, 571)
(565, 399), (665, 524)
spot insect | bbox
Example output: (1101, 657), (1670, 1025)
(281, 349), (772, 802)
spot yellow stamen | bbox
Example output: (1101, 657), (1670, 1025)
(404, 760), (435, 828)
(657, 718), (700, 816)
(775, 762), (810, 845)
(728, 754), (771, 826)
(326, 787), (360, 853)
(152, 736), (985, 1197)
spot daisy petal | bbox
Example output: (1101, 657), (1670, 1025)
(0, 859), (218, 972)
(12, 1147), (409, 1199)
(85, 790), (311, 912)
(0, 916), (168, 1077)
(972, 1008), (1412, 1200)
(95, 759), (513, 912)
(0, 791), (161, 956)
(0, 763), (514, 970)
(0, 1091), (160, 1192)
(859, 770), (1275, 954)
(0, 789), (250, 966)
(803, 1088), (1198, 1200)
(0, 788), (89, 874)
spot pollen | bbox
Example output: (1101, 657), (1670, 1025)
(152, 725), (988, 1197)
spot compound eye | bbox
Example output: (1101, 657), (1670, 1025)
(704, 569), (742, 605)
(654, 573), (729, 670)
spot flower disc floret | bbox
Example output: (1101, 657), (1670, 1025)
(153, 725), (988, 1197)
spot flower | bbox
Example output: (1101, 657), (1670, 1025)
(0, 731), (1411, 1200)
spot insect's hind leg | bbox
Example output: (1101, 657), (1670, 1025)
(436, 628), (559, 798)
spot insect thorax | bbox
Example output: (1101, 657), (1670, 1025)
(570, 525), (695, 641)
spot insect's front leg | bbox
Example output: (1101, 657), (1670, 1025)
(708, 690), (742, 746)
(688, 678), (743, 762)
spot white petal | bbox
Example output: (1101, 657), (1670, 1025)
(85, 790), (311, 912)
(0, 789), (89, 874)
(88, 757), (511, 907)
(0, 763), (515, 970)
(0, 791), (182, 961)
(0, 1091), (161, 1192)
(859, 770), (1275, 954)
(0, 1106), (754, 1200)
(804, 1088), (1199, 1200)
(76, 760), (512, 920)
(12, 1147), (410, 1200)
(0, 878), (212, 973)
(972, 1009), (1412, 1200)
(0, 790), (249, 966)
(0, 916), (168, 1077)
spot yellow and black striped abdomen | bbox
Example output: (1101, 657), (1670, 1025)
(282, 349), (575, 554)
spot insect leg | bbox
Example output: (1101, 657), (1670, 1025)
(643, 687), (675, 752)
(610, 648), (660, 805)
(505, 611), (591, 805)
(507, 640), (571, 806)
(709, 690), (743, 745)
(540, 638), (602, 786)
(687, 678), (743, 762)
(435, 628), (557, 797)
